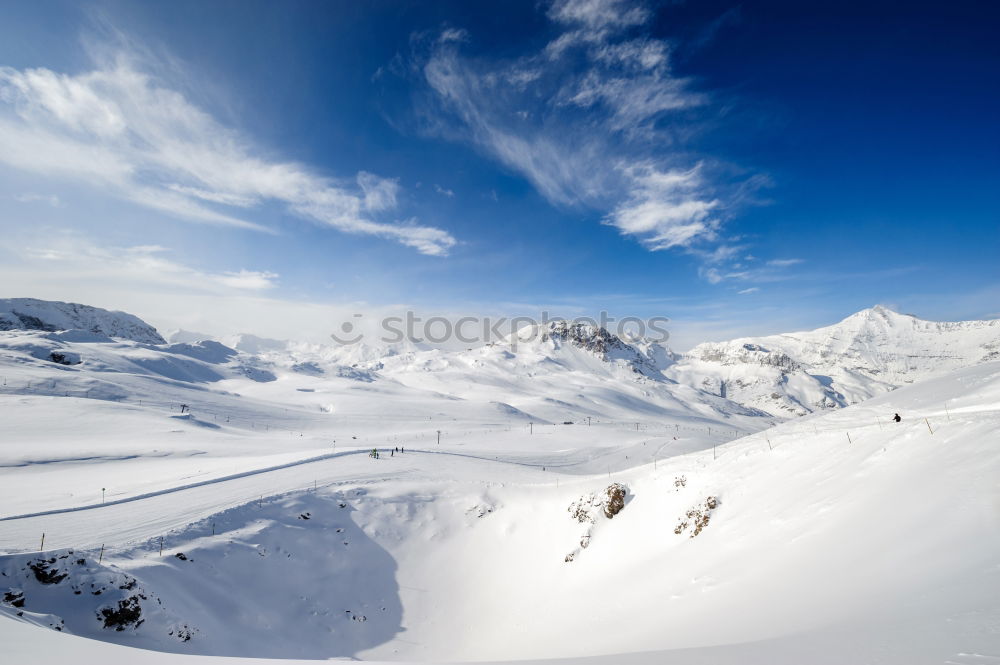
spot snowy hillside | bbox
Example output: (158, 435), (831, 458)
(2, 355), (998, 663)
(0, 299), (165, 345)
(1, 299), (999, 663)
(669, 305), (1000, 416)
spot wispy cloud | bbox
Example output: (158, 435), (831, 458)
(766, 258), (804, 267)
(406, 0), (735, 254)
(0, 50), (457, 256)
(737, 287), (759, 295)
(13, 192), (62, 207)
(16, 234), (281, 293)
(434, 184), (455, 197)
(699, 255), (805, 286)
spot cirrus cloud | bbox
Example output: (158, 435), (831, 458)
(0, 55), (457, 256)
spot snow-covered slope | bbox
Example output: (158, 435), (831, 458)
(669, 305), (1000, 416)
(0, 299), (165, 345)
(2, 360), (998, 664)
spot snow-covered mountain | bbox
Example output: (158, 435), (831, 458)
(0, 315), (770, 438)
(668, 305), (1000, 416)
(0, 298), (165, 345)
(5, 299), (998, 424)
(2, 298), (1000, 663)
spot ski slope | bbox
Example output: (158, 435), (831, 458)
(3, 350), (998, 663)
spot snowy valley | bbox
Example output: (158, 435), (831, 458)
(0, 298), (998, 664)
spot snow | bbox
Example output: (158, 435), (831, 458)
(1, 302), (999, 664)
(670, 305), (1000, 416)
(0, 298), (166, 344)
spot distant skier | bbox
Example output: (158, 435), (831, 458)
(893, 413), (901, 423)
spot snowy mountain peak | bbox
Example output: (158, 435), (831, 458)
(672, 306), (1000, 417)
(0, 298), (165, 344)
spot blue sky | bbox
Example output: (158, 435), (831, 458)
(0, 0), (997, 348)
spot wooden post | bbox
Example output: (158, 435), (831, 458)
(39, 533), (45, 551)
(159, 537), (163, 556)
(529, 422), (533, 435)
(437, 430), (441, 445)
(846, 432), (852, 445)
(876, 416), (883, 430)
(766, 435), (772, 451)
(713, 444), (717, 460)
(945, 404), (951, 421)
(98, 544), (105, 564)
(925, 418), (934, 435)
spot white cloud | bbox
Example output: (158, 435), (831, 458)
(13, 192), (62, 207)
(414, 1), (721, 253)
(0, 57), (456, 255)
(434, 184), (455, 197)
(698, 254), (805, 286)
(701, 267), (724, 284)
(737, 287), (759, 295)
(16, 235), (281, 293)
(606, 164), (718, 249)
(547, 0), (650, 31)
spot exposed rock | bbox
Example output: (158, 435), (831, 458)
(98, 596), (144, 631)
(3, 589), (25, 608)
(675, 496), (721, 538)
(565, 483), (630, 562)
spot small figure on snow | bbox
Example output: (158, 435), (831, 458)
(893, 413), (901, 423)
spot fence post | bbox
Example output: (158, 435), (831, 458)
(846, 432), (852, 445)
(925, 418), (934, 435)
(39, 533), (45, 551)
(98, 544), (105, 564)
(158, 537), (163, 556)
(766, 435), (772, 451)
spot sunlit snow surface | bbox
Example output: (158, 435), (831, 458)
(1, 313), (998, 664)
